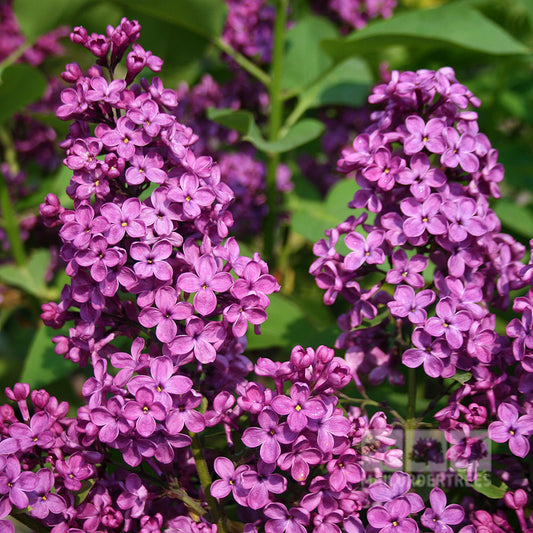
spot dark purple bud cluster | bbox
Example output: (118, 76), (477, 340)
(311, 67), (533, 497)
(0, 0), (68, 67)
(222, 0), (276, 64)
(310, 0), (397, 31)
(174, 74), (294, 238)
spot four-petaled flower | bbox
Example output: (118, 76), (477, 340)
(420, 487), (464, 533)
(488, 402), (533, 457)
(177, 254), (233, 316)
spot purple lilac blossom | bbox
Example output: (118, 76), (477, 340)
(311, 66), (533, 500)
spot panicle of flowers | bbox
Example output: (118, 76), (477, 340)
(311, 66), (533, 526)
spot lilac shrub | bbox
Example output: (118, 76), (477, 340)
(1, 13), (533, 533)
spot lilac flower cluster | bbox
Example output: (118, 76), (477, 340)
(0, 350), (461, 532)
(0, 17), (296, 532)
(311, 0), (397, 31)
(311, 67), (533, 526)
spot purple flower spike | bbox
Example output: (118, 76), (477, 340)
(421, 487), (464, 533)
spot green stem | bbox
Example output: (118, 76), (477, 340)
(0, 126), (26, 266)
(166, 480), (207, 518)
(189, 432), (228, 533)
(404, 367), (417, 474)
(338, 392), (406, 425)
(263, 0), (288, 267)
(0, 42), (31, 72)
(214, 37), (271, 87)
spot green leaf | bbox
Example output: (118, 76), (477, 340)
(20, 325), (76, 389)
(451, 371), (472, 385)
(207, 108), (263, 140)
(282, 15), (338, 93)
(13, 0), (89, 42)
(265, 119), (325, 153)
(0, 249), (52, 299)
(110, 0), (227, 40)
(518, 0), (533, 20)
(493, 199), (533, 240)
(454, 469), (509, 499)
(207, 108), (324, 153)
(322, 4), (530, 60)
(0, 64), (47, 124)
(304, 57), (373, 108)
(247, 293), (338, 351)
(287, 57), (373, 125)
(288, 179), (358, 244)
